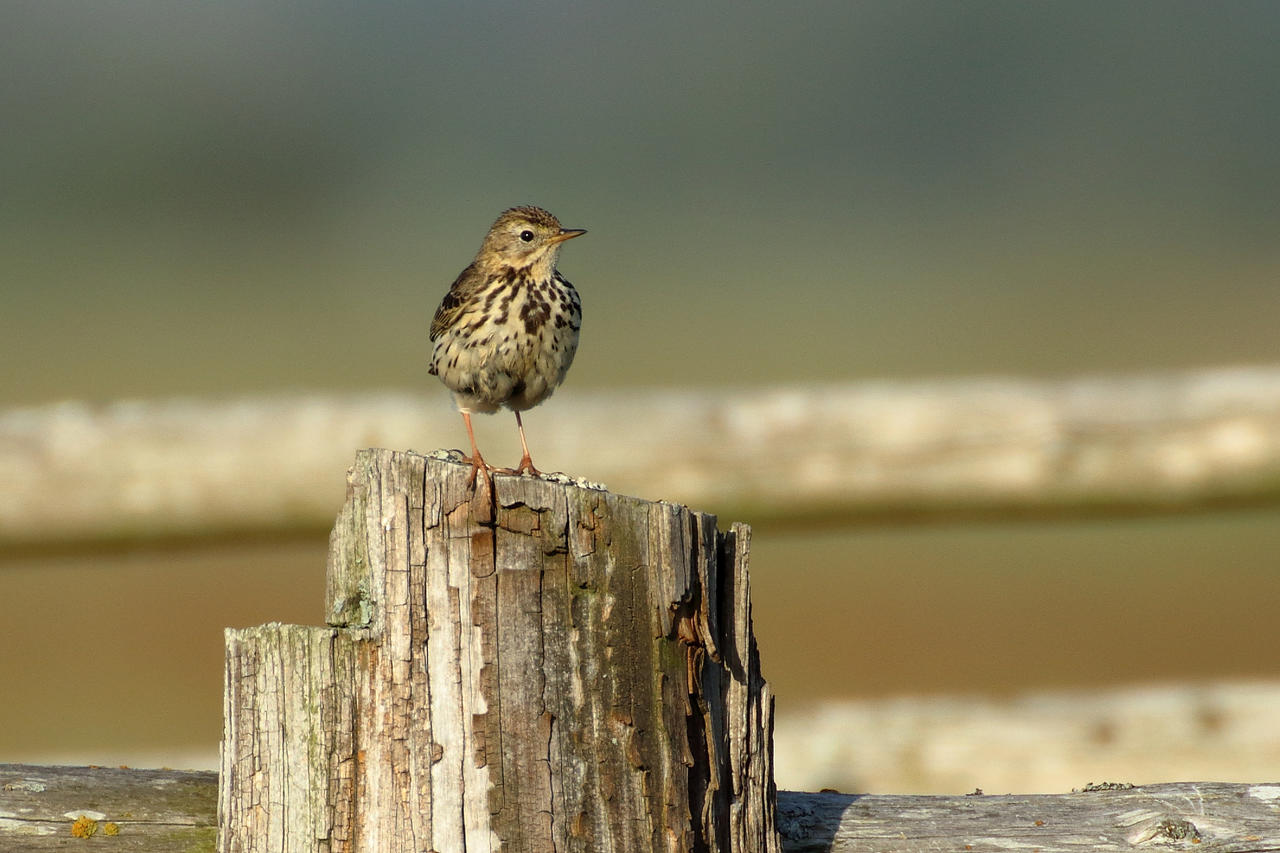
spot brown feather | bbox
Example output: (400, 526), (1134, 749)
(429, 262), (486, 341)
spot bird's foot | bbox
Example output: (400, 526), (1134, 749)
(487, 454), (543, 478)
(513, 453), (542, 478)
(461, 453), (495, 491)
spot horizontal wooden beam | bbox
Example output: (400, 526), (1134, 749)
(776, 782), (1280, 851)
(774, 681), (1280, 796)
(4, 764), (1278, 852)
(5, 365), (1280, 547)
(0, 764), (215, 849)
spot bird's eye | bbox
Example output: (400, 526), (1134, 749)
(519, 230), (535, 242)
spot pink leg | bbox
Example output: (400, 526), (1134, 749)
(513, 411), (540, 476)
(461, 412), (492, 488)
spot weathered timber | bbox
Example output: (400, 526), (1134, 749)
(7, 766), (1280, 853)
(218, 449), (778, 852)
(7, 365), (1280, 548)
(0, 764), (217, 850)
(775, 681), (1280, 795)
(777, 783), (1280, 852)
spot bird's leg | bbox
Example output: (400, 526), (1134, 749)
(513, 411), (541, 477)
(460, 411), (493, 489)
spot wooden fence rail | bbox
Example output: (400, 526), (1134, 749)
(773, 681), (1280, 796)
(4, 765), (1279, 852)
(5, 364), (1280, 548)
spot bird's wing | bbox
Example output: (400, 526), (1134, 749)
(430, 263), (484, 341)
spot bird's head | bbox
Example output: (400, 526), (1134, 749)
(476, 206), (586, 275)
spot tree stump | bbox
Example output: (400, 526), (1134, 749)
(218, 449), (779, 852)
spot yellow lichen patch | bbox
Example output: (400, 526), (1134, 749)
(71, 815), (98, 838)
(104, 821), (121, 836)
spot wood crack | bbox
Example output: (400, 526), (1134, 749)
(219, 450), (779, 852)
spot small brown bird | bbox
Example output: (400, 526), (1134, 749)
(429, 205), (586, 482)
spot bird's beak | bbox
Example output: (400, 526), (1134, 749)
(549, 228), (587, 244)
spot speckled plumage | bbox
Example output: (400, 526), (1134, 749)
(429, 205), (585, 478)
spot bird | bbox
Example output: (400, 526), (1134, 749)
(428, 205), (586, 484)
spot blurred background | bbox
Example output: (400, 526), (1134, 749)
(3, 1), (1279, 793)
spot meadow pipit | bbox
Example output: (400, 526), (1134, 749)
(429, 205), (586, 483)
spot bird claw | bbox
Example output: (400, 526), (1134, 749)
(513, 455), (542, 478)
(486, 455), (543, 479)
(461, 454), (495, 490)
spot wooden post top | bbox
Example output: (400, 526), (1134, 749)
(220, 448), (778, 852)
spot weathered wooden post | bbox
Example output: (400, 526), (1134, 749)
(218, 448), (779, 852)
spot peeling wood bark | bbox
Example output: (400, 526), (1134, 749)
(218, 449), (779, 852)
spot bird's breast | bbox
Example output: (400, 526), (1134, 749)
(430, 272), (581, 410)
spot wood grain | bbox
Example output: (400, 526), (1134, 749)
(0, 763), (216, 850)
(218, 449), (778, 852)
(777, 783), (1280, 852)
(7, 766), (1280, 852)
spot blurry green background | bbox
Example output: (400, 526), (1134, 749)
(5, 1), (1279, 402)
(3, 1), (1279, 786)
